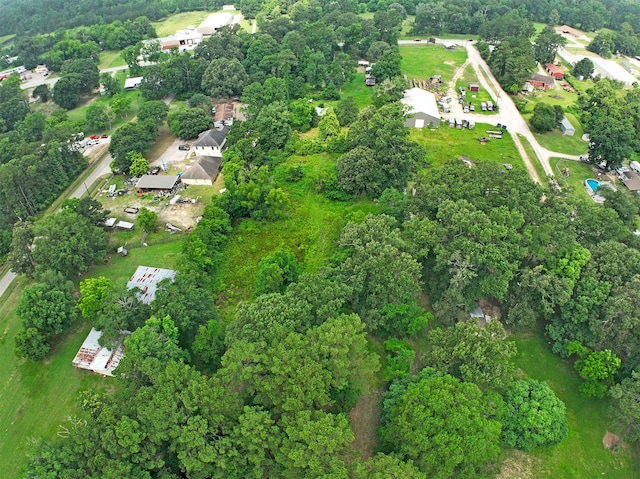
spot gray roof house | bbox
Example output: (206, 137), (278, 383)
(192, 127), (228, 156)
(181, 156), (222, 186)
(559, 116), (575, 136)
(400, 87), (440, 128)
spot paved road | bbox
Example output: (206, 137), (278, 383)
(0, 144), (113, 299)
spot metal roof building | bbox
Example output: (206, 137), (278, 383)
(72, 328), (129, 376)
(135, 175), (180, 190)
(401, 88), (440, 128)
(127, 266), (177, 304)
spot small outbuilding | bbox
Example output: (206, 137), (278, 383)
(469, 83), (480, 92)
(180, 156), (222, 186)
(401, 87), (440, 128)
(192, 127), (228, 156)
(124, 76), (143, 90)
(559, 116), (575, 136)
(620, 170), (640, 192)
(72, 328), (129, 376)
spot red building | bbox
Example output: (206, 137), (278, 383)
(529, 73), (554, 90)
(545, 63), (564, 80)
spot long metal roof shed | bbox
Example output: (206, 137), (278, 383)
(136, 175), (180, 190)
(127, 266), (177, 304)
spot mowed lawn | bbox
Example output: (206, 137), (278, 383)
(0, 241), (183, 479)
(339, 72), (374, 109)
(400, 44), (467, 83)
(151, 11), (213, 37)
(98, 50), (126, 69)
(409, 123), (524, 169)
(513, 331), (640, 478)
(550, 157), (598, 199)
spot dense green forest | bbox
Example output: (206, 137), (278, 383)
(0, 0), (221, 36)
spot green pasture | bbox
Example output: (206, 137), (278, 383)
(513, 330), (640, 478)
(409, 123), (523, 170)
(98, 50), (126, 69)
(400, 44), (467, 83)
(0, 33), (15, 45)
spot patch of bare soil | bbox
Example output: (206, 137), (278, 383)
(157, 202), (204, 231)
(444, 60), (457, 66)
(348, 387), (384, 460)
(498, 449), (544, 479)
(603, 431), (623, 451)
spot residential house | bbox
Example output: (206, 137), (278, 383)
(180, 156), (222, 186)
(192, 127), (229, 156)
(214, 103), (234, 129)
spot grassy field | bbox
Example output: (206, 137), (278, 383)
(340, 72), (374, 109)
(513, 330), (640, 478)
(152, 11), (213, 37)
(400, 44), (467, 83)
(550, 157), (597, 199)
(0, 33), (15, 45)
(409, 123), (524, 169)
(98, 50), (126, 69)
(0, 278), (111, 479)
(0, 240), (183, 479)
(533, 117), (588, 156)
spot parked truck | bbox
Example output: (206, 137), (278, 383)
(486, 101), (494, 111)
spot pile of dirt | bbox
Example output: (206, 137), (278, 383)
(603, 431), (623, 451)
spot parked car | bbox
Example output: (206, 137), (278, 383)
(178, 144), (190, 151)
(469, 104), (475, 111)
(414, 38), (421, 42)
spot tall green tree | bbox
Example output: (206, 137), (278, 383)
(201, 58), (249, 98)
(380, 370), (503, 479)
(502, 379), (568, 451)
(534, 26), (567, 64)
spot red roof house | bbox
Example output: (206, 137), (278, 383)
(545, 63), (564, 80)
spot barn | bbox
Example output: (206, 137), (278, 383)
(528, 73), (554, 90)
(401, 88), (440, 128)
(136, 175), (180, 194)
(545, 63), (564, 80)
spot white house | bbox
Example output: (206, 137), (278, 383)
(400, 88), (440, 128)
(158, 27), (203, 52)
(192, 127), (229, 156)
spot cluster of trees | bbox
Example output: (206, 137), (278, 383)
(0, 76), (88, 257)
(0, 0), (210, 37)
(587, 24), (640, 58)
(476, 17), (565, 93)
(529, 102), (565, 133)
(579, 79), (640, 170)
(52, 58), (100, 109)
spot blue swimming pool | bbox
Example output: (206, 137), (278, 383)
(586, 178), (600, 193)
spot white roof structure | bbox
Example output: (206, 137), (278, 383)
(401, 88), (439, 119)
(590, 57), (638, 86)
(72, 328), (129, 376)
(127, 266), (177, 304)
(136, 174), (180, 190)
(123, 76), (143, 90)
(198, 12), (235, 34)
